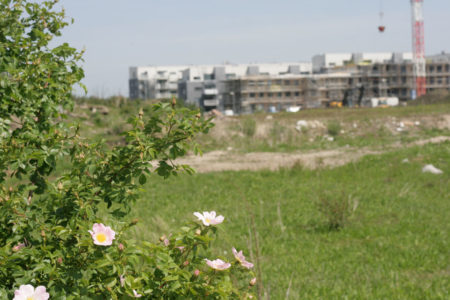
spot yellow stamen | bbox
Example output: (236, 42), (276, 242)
(96, 233), (107, 243)
(206, 218), (211, 224)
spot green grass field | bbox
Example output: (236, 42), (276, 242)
(128, 142), (449, 299)
(72, 100), (449, 298)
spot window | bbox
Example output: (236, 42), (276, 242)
(259, 93), (264, 97)
(429, 66), (434, 72)
(248, 81), (255, 86)
(275, 80), (282, 85)
(204, 74), (213, 80)
(446, 65), (450, 72)
(250, 93), (255, 98)
(294, 92), (300, 97)
(284, 80), (290, 86)
(267, 80), (272, 86)
(285, 92), (291, 97)
(194, 76), (200, 80)
(294, 80), (299, 85)
(401, 66), (406, 73)
(277, 92), (282, 98)
(437, 65), (442, 72)
(267, 92), (273, 97)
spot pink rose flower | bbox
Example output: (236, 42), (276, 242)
(12, 243), (26, 252)
(120, 274), (125, 287)
(193, 211), (224, 226)
(13, 285), (49, 300)
(205, 258), (231, 270)
(88, 223), (115, 246)
(232, 247), (254, 269)
(133, 290), (142, 298)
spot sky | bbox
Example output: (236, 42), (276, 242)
(53, 0), (450, 98)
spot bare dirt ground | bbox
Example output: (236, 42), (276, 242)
(177, 136), (450, 173)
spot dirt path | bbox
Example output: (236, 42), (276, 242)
(176, 136), (450, 173)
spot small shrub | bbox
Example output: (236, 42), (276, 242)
(93, 115), (104, 126)
(317, 192), (358, 230)
(242, 118), (256, 137)
(327, 121), (341, 137)
(270, 121), (286, 143)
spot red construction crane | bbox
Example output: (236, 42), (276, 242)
(411, 0), (426, 98)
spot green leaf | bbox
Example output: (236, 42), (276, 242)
(138, 174), (146, 185)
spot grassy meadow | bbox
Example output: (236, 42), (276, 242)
(128, 142), (449, 299)
(73, 99), (449, 299)
(73, 99), (450, 154)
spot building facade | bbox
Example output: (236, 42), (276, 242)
(129, 63), (312, 111)
(129, 52), (450, 114)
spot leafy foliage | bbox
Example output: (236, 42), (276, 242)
(0, 1), (254, 298)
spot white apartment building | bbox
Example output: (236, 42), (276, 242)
(129, 65), (189, 99)
(129, 62), (313, 103)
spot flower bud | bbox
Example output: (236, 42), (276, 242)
(57, 257), (63, 264)
(130, 219), (139, 225)
(183, 260), (189, 267)
(12, 243), (25, 252)
(195, 229), (201, 236)
(118, 243), (125, 251)
(159, 235), (166, 242)
(171, 97), (177, 108)
(194, 269), (200, 276)
(41, 230), (46, 237)
(57, 182), (63, 190)
(163, 239), (170, 246)
(196, 113), (201, 119)
(249, 277), (257, 286)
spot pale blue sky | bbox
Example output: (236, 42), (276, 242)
(54, 0), (450, 97)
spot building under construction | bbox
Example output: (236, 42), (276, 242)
(222, 52), (450, 113)
(128, 52), (450, 114)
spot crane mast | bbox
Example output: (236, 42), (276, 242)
(411, 0), (426, 98)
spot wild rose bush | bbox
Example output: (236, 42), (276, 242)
(0, 0), (255, 298)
